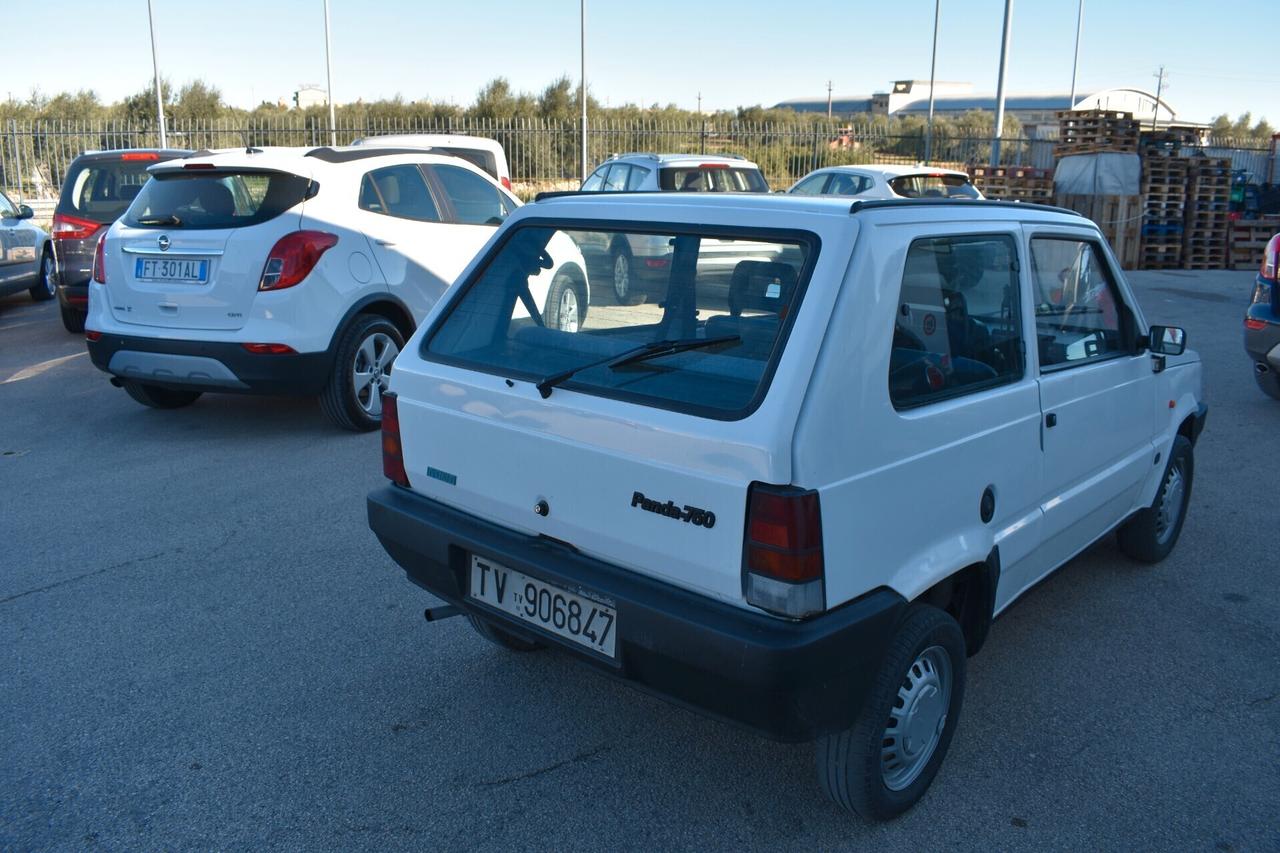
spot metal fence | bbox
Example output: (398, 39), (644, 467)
(1, 117), (1273, 201)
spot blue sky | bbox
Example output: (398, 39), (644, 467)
(11, 0), (1276, 123)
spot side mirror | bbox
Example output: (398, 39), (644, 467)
(1147, 325), (1186, 356)
(16, 204), (34, 220)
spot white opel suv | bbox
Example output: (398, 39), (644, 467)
(85, 146), (589, 430)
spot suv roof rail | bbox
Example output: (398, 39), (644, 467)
(304, 146), (438, 163)
(848, 197), (1082, 217)
(534, 189), (667, 202)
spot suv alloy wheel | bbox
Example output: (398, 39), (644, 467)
(321, 315), (405, 432)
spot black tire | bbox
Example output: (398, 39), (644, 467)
(544, 265), (588, 332)
(29, 248), (56, 302)
(610, 242), (645, 306)
(319, 314), (404, 432)
(60, 302), (86, 334)
(816, 603), (966, 821)
(1117, 434), (1194, 563)
(468, 615), (545, 652)
(1254, 368), (1280, 401)
(122, 380), (202, 409)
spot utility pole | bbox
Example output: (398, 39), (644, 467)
(323, 0), (337, 146)
(146, 0), (167, 148)
(1068, 0), (1084, 110)
(826, 80), (833, 120)
(925, 0), (939, 164)
(990, 0), (1014, 166)
(580, 0), (588, 182)
(697, 92), (702, 115)
(1152, 66), (1168, 132)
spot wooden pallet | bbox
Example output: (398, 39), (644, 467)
(969, 165), (1051, 180)
(1055, 193), (1142, 269)
(1228, 218), (1280, 269)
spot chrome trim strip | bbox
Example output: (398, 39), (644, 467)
(122, 246), (224, 256)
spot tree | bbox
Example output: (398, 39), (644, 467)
(538, 76), (575, 122)
(171, 80), (224, 122)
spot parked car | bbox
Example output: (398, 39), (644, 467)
(787, 164), (983, 200)
(581, 152), (769, 194)
(0, 190), (55, 303)
(1245, 231), (1280, 399)
(85, 146), (589, 430)
(352, 133), (512, 190)
(575, 154), (773, 304)
(51, 149), (192, 332)
(367, 194), (1206, 820)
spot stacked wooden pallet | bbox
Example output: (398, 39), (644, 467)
(1182, 158), (1232, 269)
(1139, 152), (1189, 270)
(1229, 217), (1280, 270)
(1054, 193), (1143, 270)
(1056, 110), (1140, 156)
(968, 165), (1054, 202)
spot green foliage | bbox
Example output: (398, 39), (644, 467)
(1209, 112), (1274, 140)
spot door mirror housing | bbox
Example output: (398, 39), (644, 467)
(16, 204), (34, 220)
(1147, 325), (1186, 356)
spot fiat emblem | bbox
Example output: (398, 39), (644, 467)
(158, 235), (170, 251)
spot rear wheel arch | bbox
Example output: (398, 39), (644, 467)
(326, 294), (416, 355)
(917, 548), (999, 657)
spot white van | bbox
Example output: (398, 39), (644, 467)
(367, 193), (1206, 819)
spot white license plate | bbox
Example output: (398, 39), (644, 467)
(135, 257), (208, 283)
(468, 555), (617, 658)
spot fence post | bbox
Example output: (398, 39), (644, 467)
(11, 120), (23, 201)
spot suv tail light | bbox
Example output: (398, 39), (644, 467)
(743, 483), (824, 619)
(258, 231), (338, 291)
(52, 212), (103, 241)
(381, 392), (410, 487)
(500, 176), (513, 190)
(91, 233), (107, 284)
(1261, 234), (1279, 282)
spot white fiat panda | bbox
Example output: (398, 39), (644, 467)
(367, 193), (1206, 820)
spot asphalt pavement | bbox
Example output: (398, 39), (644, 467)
(1, 270), (1276, 851)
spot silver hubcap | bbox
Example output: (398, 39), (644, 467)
(43, 255), (55, 295)
(352, 332), (399, 417)
(557, 286), (580, 332)
(1155, 461), (1186, 545)
(882, 645), (952, 791)
(613, 254), (630, 301)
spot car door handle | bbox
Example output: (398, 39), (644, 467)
(1045, 413), (1058, 428)
(375, 239), (396, 247)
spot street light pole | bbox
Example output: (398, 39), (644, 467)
(990, 0), (1014, 165)
(925, 0), (939, 164)
(580, 0), (588, 182)
(147, 0), (167, 148)
(324, 0), (337, 146)
(1068, 0), (1083, 109)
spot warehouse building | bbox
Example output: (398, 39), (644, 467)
(775, 80), (1179, 135)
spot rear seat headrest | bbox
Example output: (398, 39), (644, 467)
(729, 261), (797, 317)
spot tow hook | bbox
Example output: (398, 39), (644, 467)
(424, 605), (461, 623)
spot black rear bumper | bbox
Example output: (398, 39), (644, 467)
(367, 484), (906, 742)
(87, 332), (333, 396)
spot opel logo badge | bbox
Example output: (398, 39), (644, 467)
(158, 235), (170, 252)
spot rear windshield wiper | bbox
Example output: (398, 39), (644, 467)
(136, 215), (182, 227)
(534, 334), (740, 398)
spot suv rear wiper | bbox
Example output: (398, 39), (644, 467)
(534, 334), (740, 398)
(136, 215), (182, 227)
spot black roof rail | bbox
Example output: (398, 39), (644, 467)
(304, 146), (436, 163)
(534, 189), (667, 202)
(848, 197), (1082, 217)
